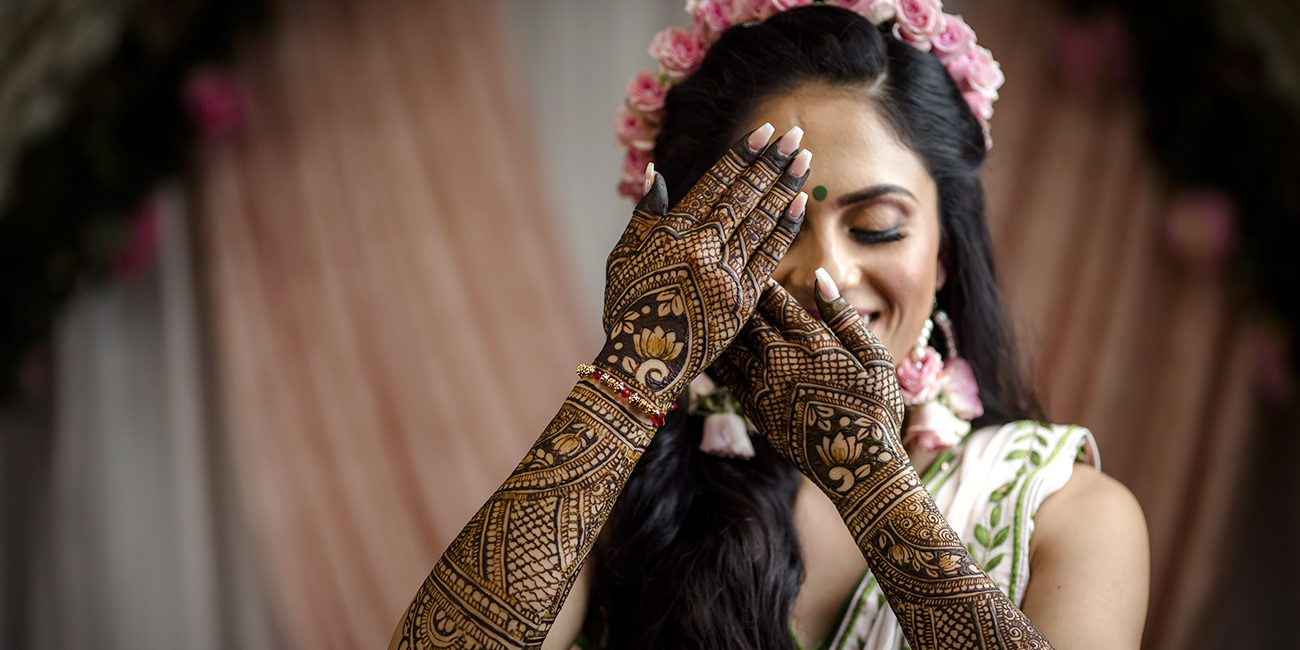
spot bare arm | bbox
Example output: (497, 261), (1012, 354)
(1021, 464), (1149, 648)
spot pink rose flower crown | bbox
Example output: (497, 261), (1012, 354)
(896, 310), (984, 453)
(616, 0), (1004, 199)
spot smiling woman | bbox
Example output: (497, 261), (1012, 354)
(387, 4), (1148, 650)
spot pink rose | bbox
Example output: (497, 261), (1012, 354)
(892, 0), (945, 49)
(962, 90), (993, 121)
(896, 346), (943, 404)
(831, 0), (896, 25)
(621, 147), (653, 184)
(939, 358), (984, 420)
(648, 26), (709, 79)
(901, 402), (970, 452)
(948, 46), (1004, 100)
(931, 13), (975, 61)
(689, 0), (739, 38)
(625, 69), (668, 113)
(615, 105), (657, 150)
(699, 412), (756, 458)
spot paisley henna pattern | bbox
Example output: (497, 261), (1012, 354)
(392, 384), (652, 649)
(598, 131), (807, 413)
(715, 282), (1054, 649)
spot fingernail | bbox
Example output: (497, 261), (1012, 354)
(777, 126), (804, 156)
(788, 149), (812, 177)
(815, 267), (840, 301)
(643, 162), (655, 194)
(747, 123), (775, 153)
(788, 192), (808, 219)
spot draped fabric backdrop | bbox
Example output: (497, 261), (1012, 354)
(194, 0), (1254, 648)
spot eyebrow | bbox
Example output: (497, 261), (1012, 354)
(834, 184), (918, 208)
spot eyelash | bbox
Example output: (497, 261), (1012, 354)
(850, 228), (905, 245)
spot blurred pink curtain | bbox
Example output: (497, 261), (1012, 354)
(194, 0), (586, 647)
(195, 0), (1251, 648)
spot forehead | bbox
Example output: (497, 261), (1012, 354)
(745, 85), (934, 198)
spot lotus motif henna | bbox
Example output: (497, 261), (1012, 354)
(713, 280), (1055, 649)
(597, 125), (810, 413)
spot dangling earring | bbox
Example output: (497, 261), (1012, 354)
(894, 305), (984, 453)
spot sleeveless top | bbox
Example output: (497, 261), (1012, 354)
(574, 421), (1100, 650)
(800, 421), (1100, 650)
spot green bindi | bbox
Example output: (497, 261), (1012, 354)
(811, 185), (828, 201)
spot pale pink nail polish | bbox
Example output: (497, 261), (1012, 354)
(778, 126), (804, 155)
(788, 192), (808, 219)
(747, 123), (775, 152)
(789, 149), (812, 177)
(643, 162), (655, 194)
(815, 267), (840, 301)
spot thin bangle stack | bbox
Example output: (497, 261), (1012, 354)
(575, 363), (675, 426)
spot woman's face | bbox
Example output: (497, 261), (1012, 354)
(743, 84), (945, 363)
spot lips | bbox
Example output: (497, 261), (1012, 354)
(802, 304), (880, 332)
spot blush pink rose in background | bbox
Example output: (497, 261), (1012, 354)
(892, 0), (945, 49)
(769, 0), (815, 12)
(902, 402), (970, 452)
(832, 0), (897, 24)
(625, 69), (668, 113)
(931, 13), (975, 61)
(615, 105), (656, 150)
(940, 358), (984, 420)
(700, 412), (756, 458)
(897, 346), (943, 404)
(649, 26), (709, 78)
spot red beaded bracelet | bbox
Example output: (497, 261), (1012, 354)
(576, 363), (675, 426)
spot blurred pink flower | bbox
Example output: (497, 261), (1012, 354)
(940, 358), (983, 420)
(615, 105), (656, 150)
(892, 0), (945, 49)
(621, 147), (654, 184)
(700, 412), (755, 458)
(649, 26), (709, 79)
(183, 68), (245, 140)
(932, 13), (975, 61)
(689, 0), (739, 38)
(963, 90), (993, 121)
(1162, 189), (1236, 270)
(617, 178), (645, 200)
(902, 401), (970, 452)
(832, 0), (897, 24)
(897, 346), (943, 404)
(625, 69), (669, 113)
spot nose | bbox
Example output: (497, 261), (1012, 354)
(777, 226), (862, 304)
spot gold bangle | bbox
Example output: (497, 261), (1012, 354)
(576, 363), (673, 425)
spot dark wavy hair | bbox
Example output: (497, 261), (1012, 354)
(583, 6), (1041, 649)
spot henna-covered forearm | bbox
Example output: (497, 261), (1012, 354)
(838, 456), (1052, 649)
(390, 382), (654, 649)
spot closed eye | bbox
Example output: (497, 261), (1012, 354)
(850, 228), (904, 245)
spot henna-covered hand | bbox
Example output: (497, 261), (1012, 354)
(713, 279), (1055, 649)
(597, 125), (810, 414)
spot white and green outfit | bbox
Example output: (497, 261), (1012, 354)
(801, 420), (1100, 650)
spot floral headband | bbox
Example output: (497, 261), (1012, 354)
(616, 0), (1005, 200)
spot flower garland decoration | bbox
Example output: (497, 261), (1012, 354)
(616, 0), (1005, 200)
(894, 315), (984, 452)
(689, 374), (757, 459)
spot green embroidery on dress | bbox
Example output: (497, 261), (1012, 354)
(1006, 425), (1078, 602)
